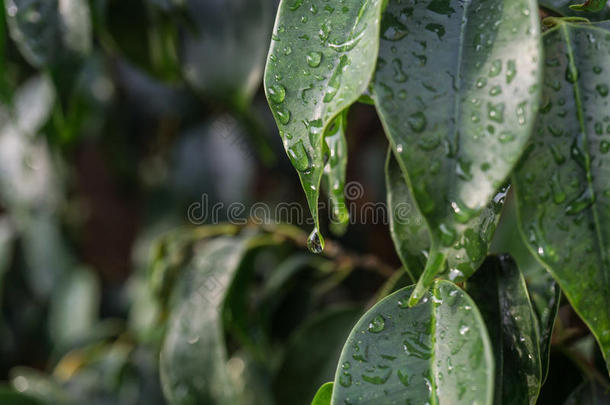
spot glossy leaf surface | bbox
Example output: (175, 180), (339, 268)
(386, 150), (507, 292)
(311, 382), (333, 405)
(513, 22), (610, 373)
(265, 0), (384, 251)
(373, 0), (542, 304)
(331, 281), (493, 405)
(466, 255), (542, 405)
(160, 236), (252, 404)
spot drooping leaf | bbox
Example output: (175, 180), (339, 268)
(512, 21), (610, 374)
(491, 191), (560, 380)
(539, 0), (610, 20)
(273, 307), (361, 405)
(331, 281), (494, 405)
(322, 110), (349, 236)
(160, 234), (271, 405)
(466, 255), (543, 405)
(385, 149), (507, 291)
(311, 382), (333, 405)
(4, 0), (92, 68)
(373, 0), (542, 305)
(564, 380), (610, 404)
(265, 0), (385, 252)
(181, 0), (273, 106)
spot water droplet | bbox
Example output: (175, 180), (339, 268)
(277, 108), (291, 124)
(407, 112), (427, 132)
(596, 84), (609, 97)
(425, 23), (445, 39)
(324, 55), (349, 102)
(368, 315), (386, 333)
(392, 59), (408, 82)
(439, 223), (457, 246)
(459, 325), (470, 335)
(600, 140), (610, 154)
(489, 59), (502, 77)
(306, 51), (322, 68)
(488, 102), (505, 123)
(268, 85), (286, 104)
(499, 131), (515, 143)
(565, 64), (579, 83)
(506, 60), (517, 84)
(307, 228), (324, 253)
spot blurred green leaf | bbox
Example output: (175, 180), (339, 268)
(331, 281), (494, 405)
(564, 380), (610, 404)
(49, 267), (100, 347)
(0, 386), (43, 405)
(373, 0), (542, 305)
(273, 307), (361, 405)
(264, 0), (384, 252)
(311, 382), (332, 405)
(4, 0), (92, 68)
(160, 235), (260, 404)
(9, 367), (69, 404)
(466, 255), (542, 405)
(182, 0), (272, 106)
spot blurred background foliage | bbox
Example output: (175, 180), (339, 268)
(0, 1), (607, 404)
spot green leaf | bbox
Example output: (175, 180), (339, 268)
(322, 110), (349, 236)
(160, 235), (263, 404)
(373, 0), (542, 305)
(4, 0), (92, 68)
(273, 307), (361, 405)
(512, 21), (610, 374)
(331, 281), (494, 405)
(311, 382), (333, 405)
(385, 149), (507, 294)
(491, 192), (560, 381)
(564, 381), (610, 404)
(569, 0), (606, 12)
(466, 255), (543, 405)
(540, 0), (610, 20)
(264, 0), (385, 252)
(9, 368), (69, 404)
(182, 0), (273, 106)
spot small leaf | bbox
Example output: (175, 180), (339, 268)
(265, 0), (385, 252)
(386, 149), (507, 297)
(311, 382), (333, 405)
(373, 0), (542, 304)
(466, 255), (543, 405)
(513, 21), (610, 374)
(540, 0), (610, 19)
(322, 110), (349, 236)
(331, 281), (494, 405)
(564, 380), (610, 404)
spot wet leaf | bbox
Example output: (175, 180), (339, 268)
(331, 281), (494, 405)
(386, 150), (507, 292)
(311, 382), (333, 405)
(513, 21), (610, 374)
(466, 255), (543, 405)
(564, 380), (610, 404)
(491, 192), (560, 380)
(373, 0), (542, 305)
(265, 0), (385, 252)
(4, 0), (92, 67)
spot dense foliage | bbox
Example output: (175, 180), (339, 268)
(0, 1), (608, 405)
